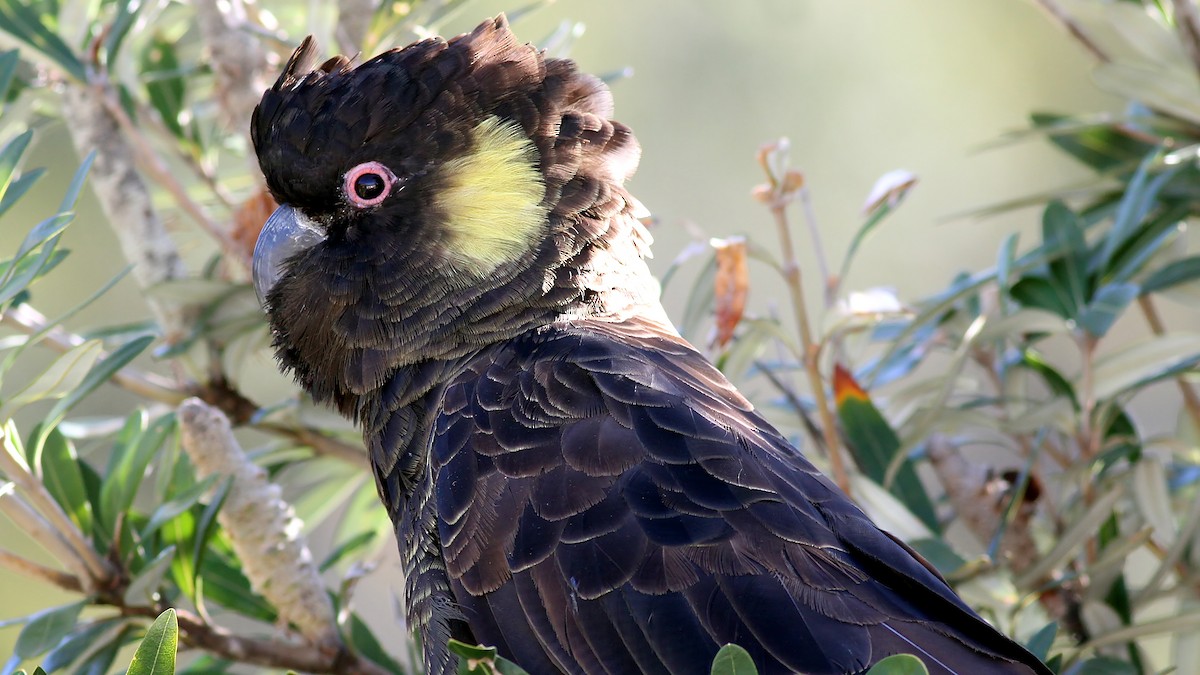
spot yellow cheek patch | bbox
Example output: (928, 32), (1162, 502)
(435, 116), (547, 275)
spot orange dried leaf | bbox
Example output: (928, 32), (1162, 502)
(712, 237), (749, 348)
(832, 363), (869, 407)
(231, 189), (278, 263)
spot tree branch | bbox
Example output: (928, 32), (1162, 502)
(195, 0), (272, 139)
(1031, 0), (1111, 62)
(120, 604), (390, 675)
(61, 82), (189, 341)
(1172, 0), (1200, 77)
(0, 547), (84, 593)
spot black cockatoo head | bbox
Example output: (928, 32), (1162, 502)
(251, 16), (653, 415)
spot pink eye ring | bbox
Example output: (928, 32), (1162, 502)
(343, 161), (397, 208)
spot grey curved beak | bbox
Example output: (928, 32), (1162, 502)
(252, 206), (326, 307)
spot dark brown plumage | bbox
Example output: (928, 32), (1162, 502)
(251, 16), (1052, 675)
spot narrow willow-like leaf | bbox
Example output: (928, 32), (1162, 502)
(40, 618), (126, 672)
(1026, 622), (1058, 662)
(0, 3), (87, 82)
(35, 426), (93, 537)
(13, 600), (87, 660)
(0, 167), (45, 219)
(833, 365), (938, 531)
(1140, 254), (1200, 294)
(864, 654), (929, 675)
(710, 644), (758, 675)
(41, 335), (154, 433)
(141, 474), (218, 540)
(1078, 282), (1139, 337)
(0, 129), (33, 206)
(125, 608), (177, 675)
(1090, 333), (1200, 400)
(124, 546), (176, 605)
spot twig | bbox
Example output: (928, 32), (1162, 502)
(1137, 295), (1200, 430)
(1172, 0), (1200, 77)
(195, 0), (272, 137)
(119, 604), (390, 675)
(0, 484), (94, 588)
(0, 439), (113, 583)
(0, 548), (84, 592)
(95, 85), (243, 267)
(256, 422), (368, 466)
(756, 141), (849, 494)
(62, 81), (189, 340)
(177, 398), (341, 651)
(1031, 0), (1111, 63)
(794, 185), (834, 308)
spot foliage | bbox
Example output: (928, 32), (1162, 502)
(0, 0), (1196, 674)
(662, 2), (1200, 673)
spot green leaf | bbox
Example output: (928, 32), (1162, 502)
(196, 549), (277, 623)
(35, 425), (93, 537)
(36, 334), (154, 455)
(907, 538), (968, 577)
(13, 600), (87, 660)
(9, 211), (72, 271)
(1072, 655), (1138, 674)
(40, 618), (126, 672)
(864, 654), (930, 675)
(0, 130), (33, 206)
(1140, 254), (1200, 294)
(191, 476), (231, 583)
(345, 612), (406, 674)
(141, 474), (218, 540)
(1078, 282), (1139, 337)
(1091, 333), (1200, 400)
(0, 167), (46, 219)
(710, 644), (758, 675)
(57, 150), (94, 213)
(141, 36), (185, 138)
(99, 412), (176, 538)
(1098, 152), (1177, 272)
(125, 609), (177, 675)
(72, 626), (126, 675)
(997, 232), (1019, 300)
(1105, 201), (1189, 284)
(0, 219), (69, 307)
(679, 250), (718, 340)
(1041, 201), (1088, 317)
(124, 545), (176, 605)
(1025, 621), (1058, 662)
(449, 640), (531, 675)
(0, 2), (86, 82)
(1010, 276), (1073, 319)
(0, 49), (19, 99)
(319, 529), (378, 572)
(105, 0), (147, 66)
(833, 365), (939, 532)
(5, 339), (103, 410)
(162, 509), (197, 600)
(1030, 112), (1154, 173)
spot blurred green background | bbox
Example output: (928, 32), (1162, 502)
(5, 0), (1187, 667)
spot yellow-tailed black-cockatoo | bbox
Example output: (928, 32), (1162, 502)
(250, 15), (1051, 675)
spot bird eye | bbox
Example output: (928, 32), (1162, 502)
(343, 161), (397, 208)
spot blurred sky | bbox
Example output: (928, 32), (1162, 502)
(0, 0), (1169, 665)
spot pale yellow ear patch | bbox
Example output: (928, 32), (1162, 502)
(435, 116), (547, 275)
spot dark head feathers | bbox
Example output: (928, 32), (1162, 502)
(251, 15), (639, 218)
